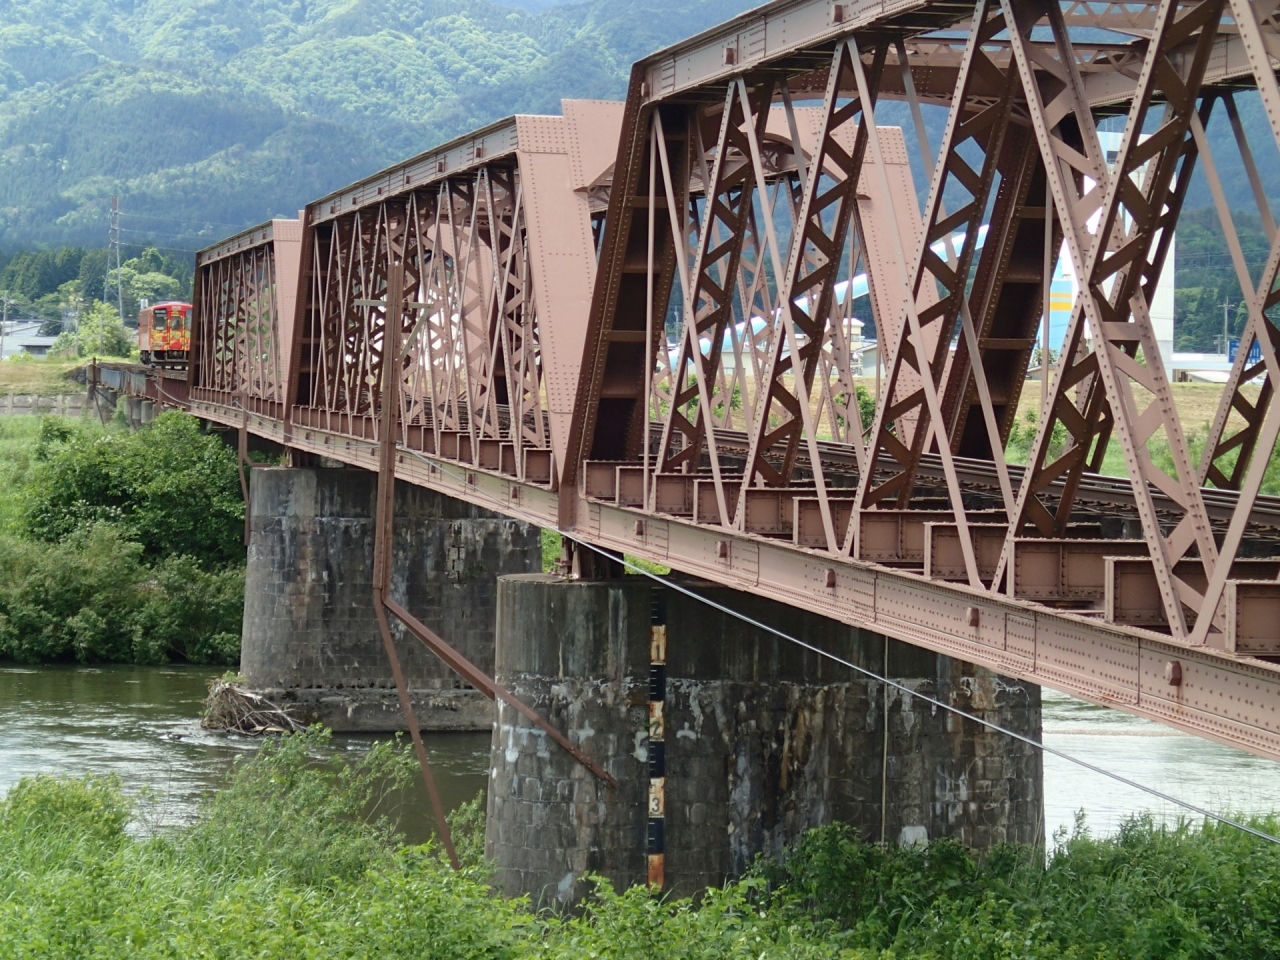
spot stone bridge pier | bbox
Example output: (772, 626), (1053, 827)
(487, 574), (1043, 904)
(239, 467), (542, 731)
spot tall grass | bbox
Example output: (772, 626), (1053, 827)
(3, 729), (1278, 959)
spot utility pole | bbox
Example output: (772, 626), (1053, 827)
(1223, 295), (1233, 358)
(0, 290), (11, 362)
(109, 195), (124, 323)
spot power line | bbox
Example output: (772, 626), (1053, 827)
(119, 212), (247, 229)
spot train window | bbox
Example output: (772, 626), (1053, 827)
(172, 309), (186, 332)
(154, 308), (167, 330)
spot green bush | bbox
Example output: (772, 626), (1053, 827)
(24, 411), (244, 567)
(182, 727), (416, 888)
(2, 736), (1278, 960)
(0, 774), (128, 850)
(0, 523), (242, 665)
(130, 556), (245, 664)
(764, 818), (1280, 960)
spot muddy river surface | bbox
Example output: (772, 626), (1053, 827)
(2, 664), (1278, 844)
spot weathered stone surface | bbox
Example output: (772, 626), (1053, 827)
(240, 467), (541, 731)
(487, 575), (1042, 904)
(486, 575), (649, 905)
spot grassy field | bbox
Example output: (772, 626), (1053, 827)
(0, 358), (86, 396)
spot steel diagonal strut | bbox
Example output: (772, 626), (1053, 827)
(737, 41), (879, 554)
(368, 246), (460, 870)
(846, 31), (987, 588)
(655, 77), (777, 526)
(367, 223), (617, 794)
(1186, 0), (1280, 646)
(1198, 1), (1280, 494)
(997, 0), (1223, 641)
(858, 0), (1020, 525)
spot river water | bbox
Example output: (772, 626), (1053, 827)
(1, 664), (1278, 845)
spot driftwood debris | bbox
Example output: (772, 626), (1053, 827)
(202, 679), (303, 735)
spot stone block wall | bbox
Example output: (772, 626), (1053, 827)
(240, 467), (542, 731)
(487, 574), (1043, 904)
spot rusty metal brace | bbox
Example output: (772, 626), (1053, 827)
(382, 595), (617, 787)
(369, 255), (460, 870)
(237, 395), (252, 547)
(367, 252), (616, 871)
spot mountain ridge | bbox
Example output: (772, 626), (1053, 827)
(0, 0), (752, 251)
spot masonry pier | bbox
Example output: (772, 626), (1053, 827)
(240, 467), (542, 731)
(487, 574), (1043, 904)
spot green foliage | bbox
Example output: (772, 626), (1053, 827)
(0, 1), (758, 251)
(50, 300), (132, 358)
(182, 727), (417, 888)
(0, 245), (187, 332)
(0, 773), (128, 849)
(1005, 406), (1070, 467)
(0, 413), (246, 666)
(541, 526), (562, 572)
(0, 522), (242, 664)
(25, 411), (244, 565)
(1173, 207), (1267, 353)
(130, 556), (244, 664)
(0, 737), (532, 960)
(4, 747), (1279, 960)
(764, 818), (1280, 960)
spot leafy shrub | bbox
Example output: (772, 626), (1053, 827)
(49, 301), (133, 359)
(0, 773), (128, 849)
(130, 556), (244, 664)
(0, 523), (242, 665)
(24, 411), (244, 566)
(0, 524), (147, 663)
(3, 742), (1279, 960)
(764, 817), (1280, 960)
(182, 727), (417, 888)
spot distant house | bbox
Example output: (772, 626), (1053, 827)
(15, 335), (57, 358)
(0, 319), (46, 359)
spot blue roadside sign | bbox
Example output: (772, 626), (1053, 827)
(1229, 338), (1263, 366)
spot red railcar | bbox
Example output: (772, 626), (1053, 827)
(138, 301), (192, 367)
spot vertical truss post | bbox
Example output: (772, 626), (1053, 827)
(998, 0), (1224, 639)
(368, 243), (460, 870)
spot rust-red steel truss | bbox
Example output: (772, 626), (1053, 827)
(119, 2), (1280, 763)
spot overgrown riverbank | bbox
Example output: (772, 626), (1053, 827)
(0, 413), (245, 665)
(2, 729), (1277, 960)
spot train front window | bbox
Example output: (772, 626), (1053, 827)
(171, 309), (187, 332)
(154, 309), (167, 331)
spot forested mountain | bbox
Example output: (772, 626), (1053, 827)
(0, 0), (754, 252)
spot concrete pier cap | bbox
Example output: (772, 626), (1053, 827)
(487, 572), (1043, 905)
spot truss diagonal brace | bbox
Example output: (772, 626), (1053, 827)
(371, 237), (617, 793)
(998, 0), (1224, 640)
(383, 596), (618, 787)
(370, 248), (460, 870)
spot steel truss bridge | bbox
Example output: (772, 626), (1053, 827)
(98, 0), (1280, 763)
